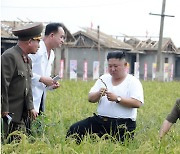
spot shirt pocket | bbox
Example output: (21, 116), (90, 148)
(15, 70), (26, 90)
(18, 70), (25, 77)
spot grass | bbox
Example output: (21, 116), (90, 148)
(1, 80), (180, 154)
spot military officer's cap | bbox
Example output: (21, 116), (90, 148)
(12, 22), (43, 41)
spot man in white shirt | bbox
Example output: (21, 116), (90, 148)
(29, 23), (65, 114)
(66, 51), (144, 144)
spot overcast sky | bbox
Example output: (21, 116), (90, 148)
(1, 0), (180, 47)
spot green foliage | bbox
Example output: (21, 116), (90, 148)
(2, 80), (180, 153)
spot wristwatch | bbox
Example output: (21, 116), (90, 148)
(116, 96), (121, 103)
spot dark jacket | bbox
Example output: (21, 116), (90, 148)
(166, 98), (180, 123)
(1, 45), (34, 123)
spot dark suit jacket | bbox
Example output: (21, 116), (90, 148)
(1, 45), (34, 123)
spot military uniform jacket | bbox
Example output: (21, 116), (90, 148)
(1, 45), (34, 123)
(166, 98), (180, 123)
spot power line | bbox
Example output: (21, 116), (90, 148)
(114, 35), (159, 38)
(1, 0), (137, 9)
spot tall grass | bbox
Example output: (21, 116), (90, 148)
(2, 80), (180, 153)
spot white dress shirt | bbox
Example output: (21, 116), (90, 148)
(29, 40), (55, 112)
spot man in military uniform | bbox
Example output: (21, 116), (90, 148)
(1, 22), (43, 142)
(159, 98), (180, 138)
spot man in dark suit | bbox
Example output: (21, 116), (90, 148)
(1, 22), (43, 142)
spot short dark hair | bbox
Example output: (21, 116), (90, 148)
(107, 51), (125, 61)
(45, 23), (64, 36)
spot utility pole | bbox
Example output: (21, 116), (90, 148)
(149, 0), (174, 81)
(97, 25), (100, 69)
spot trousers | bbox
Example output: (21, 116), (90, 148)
(66, 114), (136, 144)
(1, 117), (31, 143)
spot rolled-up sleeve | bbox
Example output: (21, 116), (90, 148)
(166, 99), (180, 123)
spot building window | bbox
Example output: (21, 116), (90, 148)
(165, 57), (168, 63)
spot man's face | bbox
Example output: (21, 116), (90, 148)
(108, 58), (127, 78)
(28, 39), (40, 54)
(51, 27), (65, 48)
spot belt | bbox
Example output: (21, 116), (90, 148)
(95, 114), (131, 122)
(98, 115), (109, 122)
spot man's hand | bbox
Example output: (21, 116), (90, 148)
(29, 109), (38, 120)
(52, 81), (60, 89)
(99, 88), (107, 97)
(88, 88), (107, 103)
(1, 112), (9, 117)
(106, 91), (117, 101)
(159, 120), (173, 139)
(40, 76), (54, 86)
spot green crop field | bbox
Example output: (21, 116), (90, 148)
(1, 80), (180, 154)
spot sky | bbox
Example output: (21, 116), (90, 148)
(1, 0), (180, 47)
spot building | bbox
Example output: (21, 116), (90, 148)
(125, 37), (180, 79)
(65, 27), (133, 78)
(1, 21), (180, 80)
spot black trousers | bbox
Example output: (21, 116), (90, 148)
(39, 92), (45, 114)
(66, 114), (136, 144)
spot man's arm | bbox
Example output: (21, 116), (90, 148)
(106, 91), (142, 108)
(159, 120), (173, 138)
(1, 53), (16, 115)
(116, 97), (142, 108)
(29, 53), (55, 87)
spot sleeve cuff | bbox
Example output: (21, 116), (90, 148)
(32, 73), (41, 83)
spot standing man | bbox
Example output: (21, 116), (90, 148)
(159, 98), (180, 138)
(1, 22), (43, 141)
(29, 23), (65, 114)
(66, 51), (144, 144)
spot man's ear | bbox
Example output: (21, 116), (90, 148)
(28, 39), (32, 44)
(124, 61), (128, 66)
(28, 39), (35, 47)
(50, 33), (54, 38)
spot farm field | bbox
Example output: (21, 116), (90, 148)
(2, 80), (180, 154)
